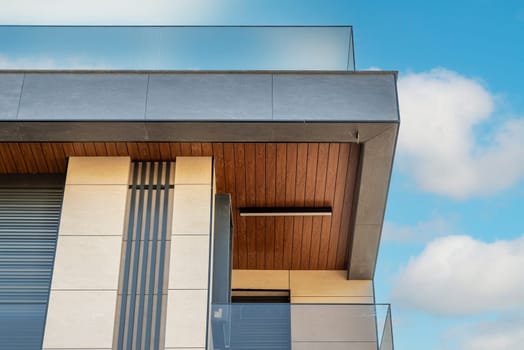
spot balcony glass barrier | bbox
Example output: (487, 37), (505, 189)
(211, 303), (393, 350)
(0, 26), (354, 71)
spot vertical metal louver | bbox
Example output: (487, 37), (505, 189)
(0, 180), (64, 350)
(116, 162), (174, 350)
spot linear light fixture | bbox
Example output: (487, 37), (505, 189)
(239, 207), (332, 217)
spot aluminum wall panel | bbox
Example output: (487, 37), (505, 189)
(146, 74), (272, 120)
(18, 74), (148, 120)
(0, 73), (23, 120)
(273, 74), (399, 121)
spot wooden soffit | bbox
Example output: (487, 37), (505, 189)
(0, 142), (360, 270)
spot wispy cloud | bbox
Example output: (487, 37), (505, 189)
(439, 313), (524, 350)
(383, 215), (457, 244)
(397, 68), (524, 199)
(392, 233), (524, 315)
(0, 0), (224, 25)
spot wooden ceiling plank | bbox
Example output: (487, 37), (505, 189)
(327, 143), (350, 269)
(17, 143), (36, 173)
(300, 143), (319, 269)
(255, 144), (266, 269)
(125, 143), (139, 160)
(190, 143), (202, 156)
(93, 143), (107, 157)
(309, 143), (330, 269)
(318, 143), (340, 269)
(71, 143), (86, 156)
(81, 143), (96, 156)
(30, 143), (51, 173)
(290, 143), (304, 269)
(213, 143), (225, 193)
(265, 143), (277, 270)
(168, 143), (181, 159)
(282, 143), (298, 270)
(104, 142), (118, 156)
(232, 143), (248, 268)
(179, 143), (192, 156)
(157, 143), (171, 161)
(136, 143), (150, 159)
(336, 143), (361, 269)
(223, 143), (238, 268)
(8, 143), (28, 173)
(201, 143), (213, 156)
(273, 144), (287, 269)
(42, 143), (60, 173)
(50, 143), (67, 172)
(244, 143), (257, 269)
(0, 144), (14, 173)
(114, 143), (128, 157)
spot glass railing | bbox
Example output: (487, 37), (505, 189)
(0, 26), (354, 71)
(211, 303), (393, 350)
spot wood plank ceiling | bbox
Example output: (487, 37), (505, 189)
(0, 142), (360, 270)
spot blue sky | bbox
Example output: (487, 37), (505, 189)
(1, 1), (523, 349)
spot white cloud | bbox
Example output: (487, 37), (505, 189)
(461, 315), (524, 350)
(0, 0), (224, 25)
(439, 314), (524, 350)
(397, 68), (524, 199)
(392, 234), (524, 315)
(382, 215), (456, 244)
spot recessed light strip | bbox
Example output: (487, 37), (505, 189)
(239, 207), (332, 217)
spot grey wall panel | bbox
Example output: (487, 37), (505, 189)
(211, 194), (232, 304)
(273, 74), (399, 121)
(291, 304), (377, 342)
(18, 74), (148, 120)
(146, 74), (272, 120)
(0, 74), (23, 120)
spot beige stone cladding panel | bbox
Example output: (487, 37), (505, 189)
(168, 235), (210, 290)
(166, 157), (214, 349)
(164, 288), (208, 348)
(44, 156), (131, 349)
(59, 184), (128, 236)
(232, 269), (290, 290)
(171, 185), (212, 235)
(290, 270), (373, 301)
(51, 235), (122, 290)
(65, 156), (131, 185)
(43, 291), (117, 349)
(174, 156), (213, 185)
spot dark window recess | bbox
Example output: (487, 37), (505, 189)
(231, 289), (290, 303)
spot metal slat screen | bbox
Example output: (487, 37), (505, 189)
(0, 187), (64, 350)
(116, 162), (174, 350)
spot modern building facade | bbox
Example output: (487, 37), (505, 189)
(0, 26), (398, 350)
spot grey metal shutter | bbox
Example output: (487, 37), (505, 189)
(0, 177), (64, 350)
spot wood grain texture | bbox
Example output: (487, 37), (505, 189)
(0, 142), (360, 270)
